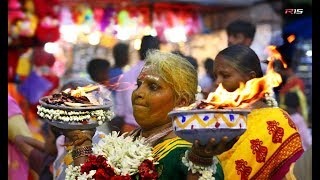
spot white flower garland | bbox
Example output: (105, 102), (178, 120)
(264, 93), (278, 107)
(65, 165), (96, 180)
(93, 131), (155, 176)
(182, 150), (218, 180)
(37, 105), (114, 125)
(65, 131), (157, 179)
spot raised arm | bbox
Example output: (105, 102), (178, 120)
(14, 135), (44, 158)
(63, 129), (96, 166)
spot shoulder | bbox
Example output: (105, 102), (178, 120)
(248, 107), (298, 129)
(248, 107), (289, 121)
(153, 137), (191, 162)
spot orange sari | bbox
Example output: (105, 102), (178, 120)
(218, 107), (304, 180)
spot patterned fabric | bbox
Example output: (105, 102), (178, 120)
(152, 137), (224, 180)
(218, 107), (304, 180)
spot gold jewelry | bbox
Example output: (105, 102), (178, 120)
(187, 150), (213, 166)
(72, 145), (93, 159)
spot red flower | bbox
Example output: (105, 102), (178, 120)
(111, 175), (132, 180)
(78, 154), (158, 179)
(138, 160), (158, 180)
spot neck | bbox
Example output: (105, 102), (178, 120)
(141, 122), (172, 138)
(249, 99), (269, 109)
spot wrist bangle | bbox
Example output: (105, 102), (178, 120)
(72, 145), (93, 159)
(182, 150), (218, 180)
(188, 150), (213, 166)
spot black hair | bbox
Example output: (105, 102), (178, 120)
(226, 20), (256, 39)
(139, 35), (160, 60)
(41, 122), (62, 140)
(284, 92), (300, 114)
(184, 56), (198, 70)
(285, 92), (300, 109)
(204, 58), (215, 80)
(112, 42), (129, 68)
(276, 42), (298, 71)
(87, 58), (111, 83)
(217, 45), (263, 78)
(61, 78), (95, 90)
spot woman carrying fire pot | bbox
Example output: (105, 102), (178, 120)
(58, 50), (226, 179)
(206, 44), (304, 179)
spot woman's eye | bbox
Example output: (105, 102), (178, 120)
(222, 74), (230, 79)
(136, 81), (142, 88)
(149, 83), (159, 91)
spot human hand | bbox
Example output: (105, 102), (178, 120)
(62, 128), (96, 146)
(191, 135), (240, 158)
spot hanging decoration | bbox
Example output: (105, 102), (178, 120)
(60, 6), (74, 25)
(35, 16), (60, 43)
(16, 48), (33, 77)
(100, 6), (116, 32)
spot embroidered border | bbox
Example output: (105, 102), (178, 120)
(153, 137), (191, 161)
(250, 133), (303, 179)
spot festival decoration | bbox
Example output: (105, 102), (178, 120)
(18, 71), (53, 104)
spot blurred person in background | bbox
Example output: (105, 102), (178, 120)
(114, 35), (160, 133)
(198, 58), (215, 99)
(15, 122), (63, 180)
(109, 42), (130, 93)
(86, 58), (111, 86)
(183, 55), (204, 101)
(273, 43), (309, 126)
(283, 92), (312, 151)
(8, 94), (33, 180)
(226, 19), (268, 74)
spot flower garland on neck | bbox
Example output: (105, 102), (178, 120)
(264, 92), (278, 107)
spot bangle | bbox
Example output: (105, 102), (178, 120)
(182, 150), (218, 180)
(187, 150), (213, 166)
(72, 145), (93, 159)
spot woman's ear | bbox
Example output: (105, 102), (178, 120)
(177, 97), (188, 107)
(248, 71), (257, 79)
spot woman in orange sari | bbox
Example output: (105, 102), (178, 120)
(202, 45), (304, 179)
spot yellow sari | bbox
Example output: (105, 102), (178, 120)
(218, 107), (304, 180)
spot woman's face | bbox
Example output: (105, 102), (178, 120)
(132, 66), (175, 129)
(213, 55), (252, 92)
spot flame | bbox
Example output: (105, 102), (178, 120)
(287, 34), (295, 43)
(63, 84), (99, 97)
(203, 69), (281, 109)
(179, 45), (286, 110)
(266, 45), (287, 69)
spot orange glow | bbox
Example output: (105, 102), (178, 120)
(287, 34), (295, 43)
(179, 45), (285, 110)
(266, 45), (287, 69)
(201, 68), (282, 109)
(63, 84), (99, 97)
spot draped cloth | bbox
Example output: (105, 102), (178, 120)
(218, 107), (304, 180)
(8, 95), (32, 180)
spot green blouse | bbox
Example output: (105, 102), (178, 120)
(153, 137), (224, 180)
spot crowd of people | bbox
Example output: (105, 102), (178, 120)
(8, 19), (312, 180)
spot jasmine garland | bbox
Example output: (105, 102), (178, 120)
(37, 105), (114, 125)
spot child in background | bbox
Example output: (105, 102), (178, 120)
(15, 122), (63, 180)
(284, 92), (312, 151)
